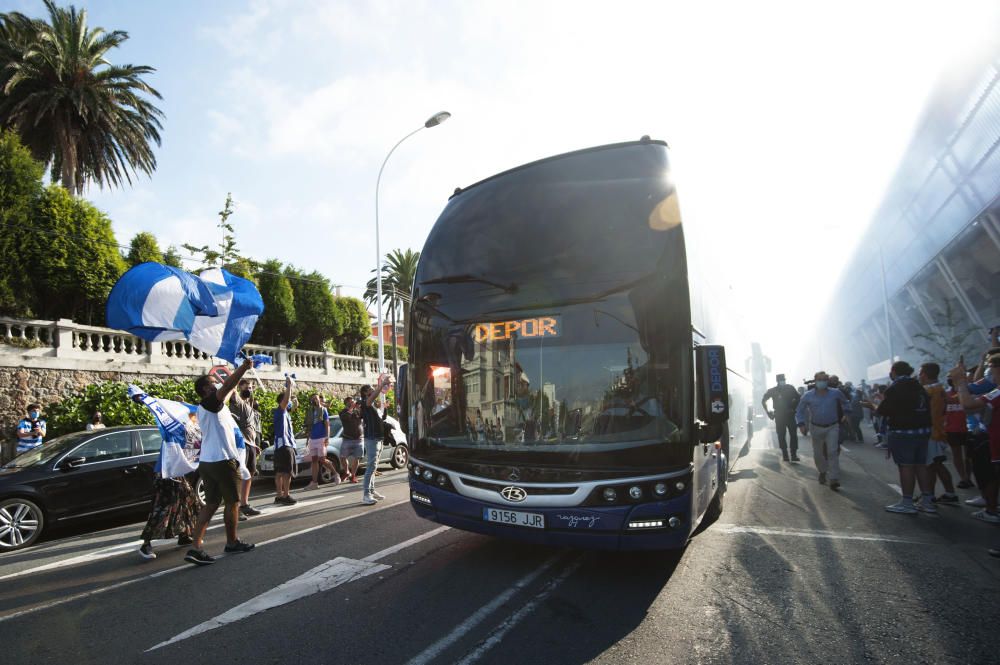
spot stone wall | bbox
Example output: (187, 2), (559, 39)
(0, 316), (395, 439)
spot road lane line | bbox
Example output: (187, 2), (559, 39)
(889, 483), (903, 495)
(147, 526), (452, 651)
(0, 492), (346, 582)
(456, 558), (585, 665)
(148, 558), (392, 651)
(404, 554), (568, 665)
(713, 524), (929, 544)
(0, 499), (410, 623)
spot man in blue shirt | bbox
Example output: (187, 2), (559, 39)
(16, 403), (46, 455)
(796, 372), (851, 491)
(272, 375), (298, 506)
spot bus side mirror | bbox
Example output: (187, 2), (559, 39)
(396, 363), (408, 434)
(696, 344), (729, 425)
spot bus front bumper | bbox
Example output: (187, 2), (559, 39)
(408, 480), (693, 551)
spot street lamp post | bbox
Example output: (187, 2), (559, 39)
(375, 111), (451, 382)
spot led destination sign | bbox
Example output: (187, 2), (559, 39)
(473, 317), (561, 343)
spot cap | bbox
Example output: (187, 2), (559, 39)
(776, 374), (786, 381)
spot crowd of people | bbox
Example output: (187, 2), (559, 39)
(762, 337), (1000, 558)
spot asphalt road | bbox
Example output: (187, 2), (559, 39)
(1, 424), (999, 665)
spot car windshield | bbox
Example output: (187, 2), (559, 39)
(2, 431), (93, 468)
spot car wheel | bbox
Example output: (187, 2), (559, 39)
(194, 477), (207, 505)
(390, 444), (409, 469)
(320, 455), (342, 484)
(0, 497), (45, 551)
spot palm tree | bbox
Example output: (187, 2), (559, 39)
(0, 1), (163, 194)
(365, 248), (420, 335)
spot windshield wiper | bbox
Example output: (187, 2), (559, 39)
(421, 274), (517, 293)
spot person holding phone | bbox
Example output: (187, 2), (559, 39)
(339, 397), (364, 483)
(15, 403), (46, 455)
(949, 353), (1000, 530)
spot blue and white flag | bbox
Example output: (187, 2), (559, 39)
(128, 386), (199, 479)
(107, 263), (264, 364)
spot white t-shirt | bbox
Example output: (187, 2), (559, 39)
(197, 393), (240, 463)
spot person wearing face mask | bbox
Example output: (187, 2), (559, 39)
(761, 374), (801, 462)
(949, 353), (1000, 532)
(795, 371), (851, 490)
(15, 403), (46, 457)
(230, 379), (263, 518)
(85, 411), (106, 431)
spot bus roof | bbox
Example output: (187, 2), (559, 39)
(448, 137), (669, 201)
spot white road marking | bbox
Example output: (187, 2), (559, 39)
(147, 526), (450, 651)
(0, 499), (409, 623)
(713, 524), (928, 544)
(148, 557), (391, 651)
(889, 483), (903, 495)
(455, 558), (585, 665)
(404, 554), (567, 665)
(0, 492), (346, 582)
(841, 446), (851, 453)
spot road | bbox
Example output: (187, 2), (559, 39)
(1, 425), (998, 665)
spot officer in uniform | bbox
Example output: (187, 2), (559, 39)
(761, 374), (801, 461)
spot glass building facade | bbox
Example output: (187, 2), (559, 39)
(819, 49), (1000, 381)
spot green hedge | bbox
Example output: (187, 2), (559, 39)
(46, 380), (363, 444)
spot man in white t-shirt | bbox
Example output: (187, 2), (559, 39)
(184, 357), (255, 566)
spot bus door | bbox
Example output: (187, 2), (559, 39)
(694, 345), (729, 518)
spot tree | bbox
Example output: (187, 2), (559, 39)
(0, 1), (164, 194)
(364, 248), (419, 335)
(907, 300), (981, 366)
(334, 296), (371, 354)
(125, 231), (163, 266)
(183, 193), (258, 278)
(0, 130), (44, 316)
(24, 185), (127, 323)
(285, 267), (343, 350)
(162, 245), (183, 268)
(255, 259), (297, 346)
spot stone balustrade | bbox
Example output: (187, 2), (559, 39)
(0, 316), (384, 384)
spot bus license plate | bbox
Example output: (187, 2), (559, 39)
(482, 507), (544, 529)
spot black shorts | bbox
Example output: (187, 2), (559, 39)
(273, 446), (294, 474)
(244, 444), (258, 475)
(199, 459), (240, 506)
(968, 433), (996, 488)
(946, 431), (967, 448)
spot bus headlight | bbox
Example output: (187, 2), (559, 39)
(414, 466), (422, 477)
(628, 486), (643, 500)
(422, 469), (434, 481)
(653, 482), (668, 497)
(675, 481), (686, 492)
(602, 488), (617, 502)
(436, 474), (448, 487)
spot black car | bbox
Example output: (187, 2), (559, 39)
(0, 425), (166, 551)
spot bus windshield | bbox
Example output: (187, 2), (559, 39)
(409, 141), (693, 464)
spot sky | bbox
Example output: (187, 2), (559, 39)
(8, 0), (999, 378)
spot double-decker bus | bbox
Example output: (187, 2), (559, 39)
(398, 139), (750, 550)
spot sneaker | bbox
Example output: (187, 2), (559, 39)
(224, 540), (256, 554)
(966, 496), (987, 507)
(240, 504), (262, 517)
(818, 473), (827, 485)
(139, 543), (156, 560)
(781, 452), (790, 462)
(916, 502), (938, 514)
(790, 454), (800, 462)
(829, 480), (841, 491)
(874, 443), (888, 450)
(184, 549), (216, 566)
(885, 501), (918, 514)
(371, 491), (386, 501)
(275, 495), (297, 505)
(239, 513), (248, 522)
(305, 482), (319, 491)
(972, 509), (1000, 524)
(988, 548), (1000, 558)
(933, 494), (959, 505)
(957, 480), (975, 489)
(362, 495), (377, 505)
(177, 534), (193, 546)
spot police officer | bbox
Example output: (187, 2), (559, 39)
(761, 374), (801, 461)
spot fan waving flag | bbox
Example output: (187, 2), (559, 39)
(128, 386), (199, 479)
(107, 263), (264, 364)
